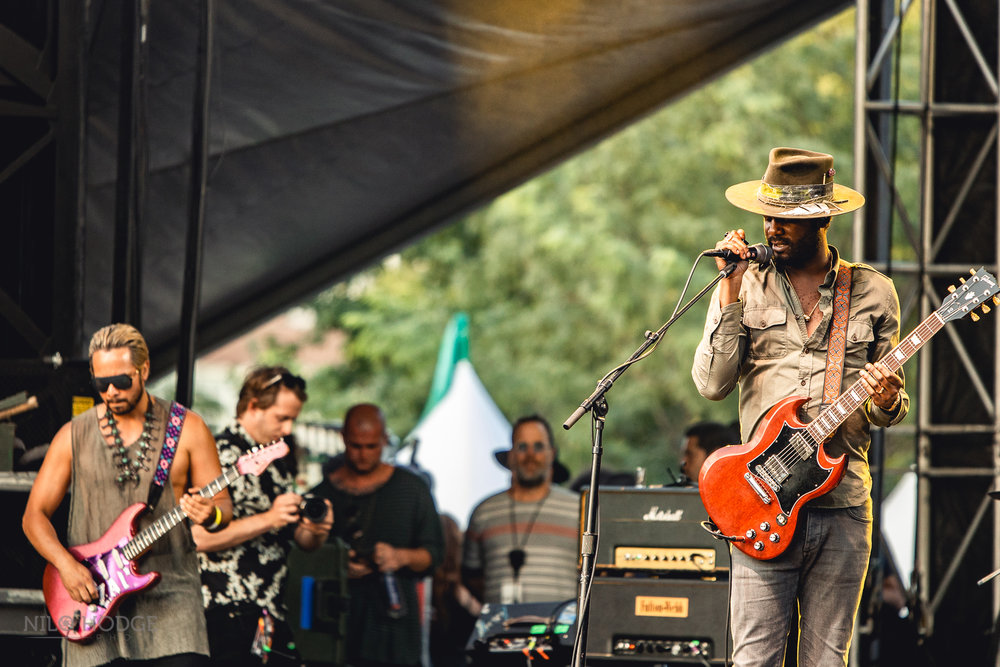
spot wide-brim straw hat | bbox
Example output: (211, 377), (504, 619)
(725, 147), (865, 219)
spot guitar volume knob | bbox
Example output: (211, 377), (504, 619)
(753, 541), (765, 551)
(759, 522), (770, 531)
(769, 533), (780, 543)
(745, 529), (756, 539)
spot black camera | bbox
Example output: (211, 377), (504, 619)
(299, 494), (328, 522)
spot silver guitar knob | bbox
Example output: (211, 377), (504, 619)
(776, 513), (788, 526)
(769, 533), (780, 543)
(745, 529), (756, 539)
(753, 541), (764, 551)
(759, 521), (770, 531)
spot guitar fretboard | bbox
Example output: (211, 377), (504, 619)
(794, 312), (944, 454)
(120, 466), (242, 561)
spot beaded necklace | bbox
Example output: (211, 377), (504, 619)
(103, 395), (157, 485)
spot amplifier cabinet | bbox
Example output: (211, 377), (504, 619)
(585, 577), (730, 664)
(581, 487), (729, 573)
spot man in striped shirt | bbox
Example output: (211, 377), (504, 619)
(462, 414), (580, 605)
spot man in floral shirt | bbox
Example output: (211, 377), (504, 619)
(194, 367), (332, 667)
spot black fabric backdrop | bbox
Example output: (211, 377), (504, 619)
(77, 0), (849, 365)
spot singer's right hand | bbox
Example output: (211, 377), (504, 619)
(716, 229), (748, 306)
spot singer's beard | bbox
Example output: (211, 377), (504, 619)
(769, 223), (826, 272)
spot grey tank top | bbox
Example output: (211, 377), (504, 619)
(64, 396), (209, 667)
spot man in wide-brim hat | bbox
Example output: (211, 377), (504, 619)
(462, 414), (580, 606)
(691, 147), (909, 666)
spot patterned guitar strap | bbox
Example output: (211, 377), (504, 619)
(146, 401), (187, 510)
(822, 263), (854, 409)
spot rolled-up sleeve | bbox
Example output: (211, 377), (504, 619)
(692, 289), (747, 401)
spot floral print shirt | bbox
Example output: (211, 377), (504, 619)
(198, 422), (298, 620)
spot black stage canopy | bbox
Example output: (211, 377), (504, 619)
(3, 0), (849, 367)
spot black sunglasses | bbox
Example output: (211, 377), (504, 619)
(92, 372), (135, 393)
(263, 372), (306, 391)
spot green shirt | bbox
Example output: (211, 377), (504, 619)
(310, 467), (443, 666)
(691, 247), (908, 509)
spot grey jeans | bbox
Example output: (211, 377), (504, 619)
(729, 502), (873, 667)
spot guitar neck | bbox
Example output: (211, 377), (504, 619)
(803, 311), (944, 445)
(120, 466), (241, 561)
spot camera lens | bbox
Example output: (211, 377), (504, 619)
(300, 494), (327, 522)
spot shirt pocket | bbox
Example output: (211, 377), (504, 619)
(844, 319), (875, 369)
(742, 305), (788, 359)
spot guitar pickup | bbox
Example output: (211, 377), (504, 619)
(744, 472), (773, 504)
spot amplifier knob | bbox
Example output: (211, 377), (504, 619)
(776, 513), (788, 526)
(769, 533), (780, 543)
(745, 529), (756, 539)
(759, 521), (770, 531)
(753, 541), (764, 551)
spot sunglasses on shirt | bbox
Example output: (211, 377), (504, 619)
(92, 372), (136, 393)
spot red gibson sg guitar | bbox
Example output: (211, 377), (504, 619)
(43, 439), (289, 641)
(699, 268), (999, 560)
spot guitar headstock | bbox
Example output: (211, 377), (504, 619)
(236, 439), (290, 476)
(940, 267), (1000, 323)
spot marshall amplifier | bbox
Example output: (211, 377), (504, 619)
(585, 577), (729, 664)
(580, 487), (729, 574)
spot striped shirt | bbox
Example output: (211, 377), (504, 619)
(463, 485), (580, 604)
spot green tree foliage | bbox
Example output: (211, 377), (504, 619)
(297, 10), (875, 480)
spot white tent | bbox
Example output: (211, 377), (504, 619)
(397, 313), (512, 527)
(882, 471), (917, 590)
(402, 359), (511, 527)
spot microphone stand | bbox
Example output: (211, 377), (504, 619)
(564, 260), (738, 667)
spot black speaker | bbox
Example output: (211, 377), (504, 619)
(284, 539), (350, 665)
(585, 577), (729, 663)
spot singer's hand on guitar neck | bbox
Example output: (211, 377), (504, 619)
(715, 228), (750, 306)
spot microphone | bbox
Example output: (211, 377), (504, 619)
(702, 243), (773, 267)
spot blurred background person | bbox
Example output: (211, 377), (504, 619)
(310, 403), (443, 667)
(679, 420), (740, 485)
(463, 414), (578, 605)
(429, 514), (480, 667)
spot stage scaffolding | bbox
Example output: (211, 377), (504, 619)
(854, 0), (999, 662)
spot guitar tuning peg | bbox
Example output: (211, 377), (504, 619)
(960, 277), (967, 284)
(993, 295), (999, 306)
(970, 268), (977, 276)
(983, 304), (991, 314)
(971, 312), (981, 322)
(948, 285), (956, 293)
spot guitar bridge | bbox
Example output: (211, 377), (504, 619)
(744, 472), (773, 504)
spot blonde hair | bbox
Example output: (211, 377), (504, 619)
(88, 323), (149, 369)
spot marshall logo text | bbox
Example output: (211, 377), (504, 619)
(642, 506), (683, 522)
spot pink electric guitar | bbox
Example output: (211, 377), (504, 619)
(43, 440), (289, 642)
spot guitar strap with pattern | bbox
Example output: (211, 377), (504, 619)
(821, 263), (853, 408)
(146, 401), (186, 509)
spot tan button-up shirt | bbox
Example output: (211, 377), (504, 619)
(691, 247), (908, 509)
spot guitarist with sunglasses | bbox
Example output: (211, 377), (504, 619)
(691, 148), (908, 667)
(23, 323), (233, 667)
